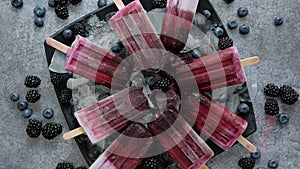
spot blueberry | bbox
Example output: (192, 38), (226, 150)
(268, 159), (279, 168)
(98, 0), (107, 8)
(111, 43), (122, 53)
(277, 113), (289, 124)
(48, 0), (56, 7)
(238, 103), (250, 115)
(43, 108), (54, 119)
(237, 7), (249, 18)
(63, 29), (73, 39)
(22, 108), (33, 118)
(34, 18), (44, 27)
(145, 75), (156, 85)
(11, 0), (23, 9)
(227, 19), (238, 29)
(202, 10), (212, 19)
(239, 24), (250, 35)
(70, 97), (79, 106)
(17, 101), (28, 111)
(34, 5), (46, 17)
(10, 92), (20, 102)
(214, 27), (224, 37)
(250, 149), (261, 159)
(274, 16), (284, 26)
(224, 0), (234, 3)
(191, 50), (201, 59)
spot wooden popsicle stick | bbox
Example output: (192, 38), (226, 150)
(241, 56), (260, 67)
(113, 0), (125, 10)
(46, 38), (69, 54)
(63, 127), (85, 140)
(200, 164), (209, 169)
(237, 136), (257, 153)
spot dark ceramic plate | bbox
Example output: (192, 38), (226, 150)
(44, 0), (257, 167)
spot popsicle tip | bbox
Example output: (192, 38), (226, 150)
(63, 127), (85, 140)
(241, 56), (260, 67)
(113, 0), (125, 10)
(237, 136), (257, 153)
(200, 164), (209, 169)
(45, 37), (69, 54)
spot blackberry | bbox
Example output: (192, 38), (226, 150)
(71, 23), (87, 37)
(26, 90), (41, 103)
(69, 0), (82, 5)
(218, 36), (233, 50)
(264, 99), (279, 115)
(55, 0), (69, 7)
(50, 71), (70, 87)
(264, 84), (279, 97)
(152, 0), (167, 8)
(42, 122), (63, 140)
(56, 162), (74, 169)
(55, 6), (69, 19)
(140, 157), (161, 169)
(75, 167), (87, 169)
(58, 88), (72, 104)
(26, 119), (42, 138)
(279, 85), (299, 105)
(151, 77), (172, 93)
(238, 157), (255, 169)
(24, 75), (41, 88)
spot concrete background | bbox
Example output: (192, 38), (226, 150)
(0, 0), (299, 168)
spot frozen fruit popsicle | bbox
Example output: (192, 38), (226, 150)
(174, 46), (255, 91)
(109, 0), (167, 70)
(182, 93), (256, 152)
(64, 87), (149, 144)
(90, 122), (152, 169)
(148, 104), (214, 169)
(160, 0), (200, 52)
(46, 36), (131, 88)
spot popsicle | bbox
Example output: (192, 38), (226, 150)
(160, 0), (200, 52)
(63, 87), (149, 144)
(46, 36), (131, 88)
(174, 46), (259, 91)
(89, 122), (153, 169)
(181, 93), (256, 152)
(148, 104), (214, 169)
(109, 0), (168, 70)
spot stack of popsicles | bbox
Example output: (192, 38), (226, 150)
(160, 0), (200, 52)
(181, 93), (249, 151)
(174, 46), (247, 91)
(109, 0), (168, 70)
(73, 87), (149, 144)
(89, 122), (153, 169)
(45, 0), (260, 168)
(148, 104), (214, 169)
(46, 35), (132, 88)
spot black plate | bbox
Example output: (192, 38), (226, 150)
(44, 0), (256, 166)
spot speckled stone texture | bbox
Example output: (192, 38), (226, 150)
(0, 0), (299, 169)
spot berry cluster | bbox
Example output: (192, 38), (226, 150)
(26, 119), (63, 140)
(263, 83), (298, 124)
(24, 75), (41, 103)
(49, 71), (77, 105)
(10, 75), (63, 138)
(238, 149), (279, 169)
(10, 75), (42, 118)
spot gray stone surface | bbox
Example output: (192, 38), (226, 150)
(0, 0), (299, 169)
